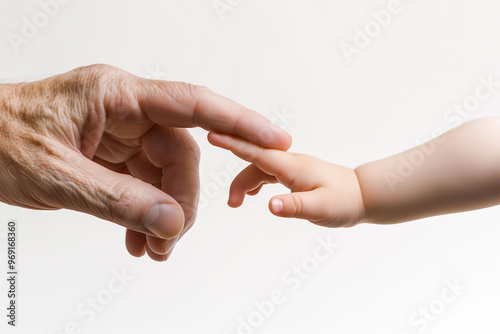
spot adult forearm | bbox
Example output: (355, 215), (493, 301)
(355, 117), (500, 224)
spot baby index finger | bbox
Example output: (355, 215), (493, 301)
(207, 132), (293, 177)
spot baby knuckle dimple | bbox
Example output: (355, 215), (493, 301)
(286, 172), (302, 191)
(289, 195), (303, 216)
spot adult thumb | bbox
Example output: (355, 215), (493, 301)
(49, 148), (185, 239)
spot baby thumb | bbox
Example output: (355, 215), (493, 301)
(269, 191), (324, 221)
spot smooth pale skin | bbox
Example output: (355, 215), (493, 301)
(208, 117), (500, 227)
(0, 64), (292, 261)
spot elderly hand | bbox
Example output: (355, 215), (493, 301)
(0, 64), (291, 261)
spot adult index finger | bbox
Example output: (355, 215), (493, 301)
(136, 81), (292, 150)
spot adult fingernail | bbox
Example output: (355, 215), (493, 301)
(144, 204), (184, 239)
(271, 198), (283, 214)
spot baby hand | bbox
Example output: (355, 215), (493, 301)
(208, 133), (367, 228)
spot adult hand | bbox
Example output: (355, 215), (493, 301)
(0, 64), (292, 261)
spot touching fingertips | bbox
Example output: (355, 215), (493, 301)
(277, 129), (293, 150)
(260, 123), (292, 150)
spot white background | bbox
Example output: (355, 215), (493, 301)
(1, 0), (500, 333)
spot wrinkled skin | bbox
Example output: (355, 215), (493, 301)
(0, 64), (292, 261)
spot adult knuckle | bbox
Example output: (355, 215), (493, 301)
(73, 64), (120, 80)
(109, 180), (140, 223)
(71, 64), (129, 97)
(166, 82), (203, 101)
(191, 84), (211, 97)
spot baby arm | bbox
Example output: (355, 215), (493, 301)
(208, 116), (500, 227)
(355, 116), (500, 224)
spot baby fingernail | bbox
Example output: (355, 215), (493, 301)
(271, 198), (283, 214)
